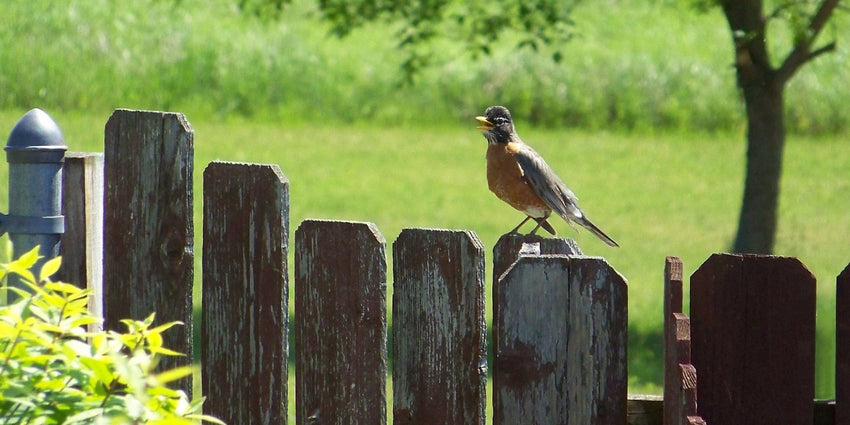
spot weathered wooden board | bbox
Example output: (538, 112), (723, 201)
(492, 233), (581, 416)
(392, 228), (486, 425)
(295, 219), (387, 425)
(627, 398), (836, 425)
(837, 263), (850, 425)
(103, 109), (194, 394)
(495, 255), (628, 425)
(493, 233), (582, 285)
(690, 254), (816, 425)
(201, 162), (289, 424)
(663, 257), (700, 425)
(60, 152), (104, 331)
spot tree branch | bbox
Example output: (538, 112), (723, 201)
(808, 41), (838, 61)
(777, 0), (839, 84)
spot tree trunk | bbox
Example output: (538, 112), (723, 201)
(723, 0), (838, 254)
(733, 76), (785, 254)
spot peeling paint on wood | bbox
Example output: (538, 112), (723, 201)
(61, 152), (104, 332)
(495, 255), (628, 425)
(201, 161), (289, 424)
(295, 220), (387, 425)
(392, 228), (486, 425)
(103, 109), (194, 395)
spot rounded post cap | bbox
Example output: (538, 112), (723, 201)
(5, 109), (67, 163)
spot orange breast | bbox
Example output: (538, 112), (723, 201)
(486, 142), (550, 217)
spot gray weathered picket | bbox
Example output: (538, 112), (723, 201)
(392, 228), (487, 425)
(201, 161), (289, 424)
(60, 152), (104, 331)
(102, 109), (195, 394)
(495, 255), (628, 425)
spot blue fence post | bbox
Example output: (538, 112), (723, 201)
(1, 108), (67, 288)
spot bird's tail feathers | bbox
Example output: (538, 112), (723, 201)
(575, 216), (619, 247)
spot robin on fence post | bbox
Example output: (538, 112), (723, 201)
(476, 105), (619, 247)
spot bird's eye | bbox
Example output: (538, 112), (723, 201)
(495, 117), (508, 124)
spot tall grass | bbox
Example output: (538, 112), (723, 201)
(2, 0), (848, 134)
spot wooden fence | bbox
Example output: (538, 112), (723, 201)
(51, 109), (849, 425)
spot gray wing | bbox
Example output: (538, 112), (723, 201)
(515, 144), (620, 247)
(514, 144), (584, 222)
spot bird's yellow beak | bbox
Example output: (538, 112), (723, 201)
(475, 116), (493, 130)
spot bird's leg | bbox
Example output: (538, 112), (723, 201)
(528, 219), (544, 235)
(529, 217), (557, 236)
(509, 216), (532, 234)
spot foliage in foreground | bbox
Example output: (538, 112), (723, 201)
(0, 247), (223, 424)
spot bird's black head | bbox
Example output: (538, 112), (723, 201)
(476, 105), (515, 144)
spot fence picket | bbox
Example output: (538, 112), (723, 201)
(295, 219), (387, 425)
(492, 233), (581, 420)
(60, 152), (104, 331)
(495, 255), (627, 425)
(392, 228), (486, 425)
(690, 254), (816, 425)
(201, 162), (289, 424)
(103, 109), (194, 394)
(663, 257), (705, 425)
(837, 264), (850, 425)
(663, 257), (685, 425)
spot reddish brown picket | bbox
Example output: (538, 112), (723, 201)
(295, 220), (388, 425)
(837, 264), (850, 425)
(690, 254), (816, 425)
(201, 162), (289, 424)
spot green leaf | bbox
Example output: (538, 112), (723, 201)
(80, 356), (115, 386)
(146, 329), (163, 348)
(152, 365), (195, 385)
(64, 407), (105, 423)
(13, 246), (41, 270)
(43, 281), (82, 295)
(184, 414), (228, 425)
(39, 256), (62, 282)
(148, 320), (183, 335)
(149, 346), (185, 357)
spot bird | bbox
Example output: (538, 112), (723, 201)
(476, 105), (619, 247)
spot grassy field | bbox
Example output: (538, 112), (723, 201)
(1, 109), (848, 399)
(2, 0), (849, 133)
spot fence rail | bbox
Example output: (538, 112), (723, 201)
(5, 109), (845, 424)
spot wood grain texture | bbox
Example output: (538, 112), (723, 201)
(492, 234), (582, 285)
(837, 263), (850, 425)
(201, 162), (289, 424)
(392, 228), (486, 425)
(627, 397), (837, 425)
(690, 254), (816, 425)
(492, 233), (581, 420)
(60, 152), (104, 332)
(664, 257), (701, 425)
(495, 255), (627, 425)
(103, 109), (194, 394)
(295, 219), (387, 425)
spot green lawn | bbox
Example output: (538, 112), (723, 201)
(1, 110), (847, 401)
